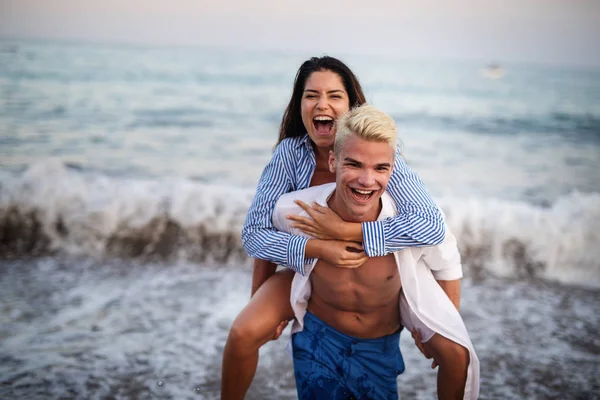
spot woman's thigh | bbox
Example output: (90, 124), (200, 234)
(232, 269), (295, 342)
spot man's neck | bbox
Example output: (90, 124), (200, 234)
(327, 189), (382, 224)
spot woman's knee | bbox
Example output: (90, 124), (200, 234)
(227, 316), (269, 354)
(227, 302), (290, 351)
(226, 269), (294, 355)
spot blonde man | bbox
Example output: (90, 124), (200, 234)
(274, 105), (479, 399)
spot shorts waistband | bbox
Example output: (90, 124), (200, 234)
(303, 310), (400, 352)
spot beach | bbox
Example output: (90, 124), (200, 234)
(1, 38), (599, 399)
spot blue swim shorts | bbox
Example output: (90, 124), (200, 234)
(292, 311), (405, 400)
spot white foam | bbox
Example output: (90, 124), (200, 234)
(1, 160), (599, 287)
(439, 192), (600, 287)
(1, 160), (254, 262)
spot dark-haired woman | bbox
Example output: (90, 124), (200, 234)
(221, 56), (447, 399)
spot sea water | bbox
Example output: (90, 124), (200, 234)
(1, 38), (599, 399)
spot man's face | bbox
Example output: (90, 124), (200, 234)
(328, 134), (395, 221)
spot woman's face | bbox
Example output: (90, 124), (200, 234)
(300, 70), (350, 150)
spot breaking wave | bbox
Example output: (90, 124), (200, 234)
(1, 160), (599, 287)
(0, 160), (253, 264)
(439, 194), (600, 288)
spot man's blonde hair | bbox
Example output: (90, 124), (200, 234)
(334, 104), (398, 155)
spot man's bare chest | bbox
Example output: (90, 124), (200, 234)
(312, 254), (400, 291)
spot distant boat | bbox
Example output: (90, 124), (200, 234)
(480, 63), (506, 80)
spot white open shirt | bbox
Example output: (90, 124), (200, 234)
(272, 183), (480, 400)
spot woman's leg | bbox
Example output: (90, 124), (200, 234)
(221, 269), (295, 400)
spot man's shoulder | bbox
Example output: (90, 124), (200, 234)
(378, 192), (397, 220)
(272, 183), (335, 236)
(277, 183), (335, 206)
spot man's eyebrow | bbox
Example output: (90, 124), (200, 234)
(343, 158), (392, 168)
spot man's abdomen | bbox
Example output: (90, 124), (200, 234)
(308, 254), (401, 339)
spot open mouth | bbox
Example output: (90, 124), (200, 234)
(312, 116), (334, 136)
(349, 187), (375, 203)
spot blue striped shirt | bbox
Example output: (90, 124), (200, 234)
(242, 134), (446, 275)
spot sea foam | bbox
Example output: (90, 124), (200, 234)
(1, 160), (599, 287)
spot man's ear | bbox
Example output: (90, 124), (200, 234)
(328, 150), (336, 173)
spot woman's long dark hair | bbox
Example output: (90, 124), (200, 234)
(277, 56), (367, 145)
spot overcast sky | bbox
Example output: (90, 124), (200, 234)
(1, 0), (599, 66)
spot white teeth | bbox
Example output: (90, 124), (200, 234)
(354, 189), (373, 195)
(313, 116), (333, 122)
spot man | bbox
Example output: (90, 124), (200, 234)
(272, 105), (479, 399)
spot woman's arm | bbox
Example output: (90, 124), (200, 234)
(361, 147), (446, 256)
(242, 140), (310, 274)
(242, 139), (365, 276)
(287, 147), (445, 255)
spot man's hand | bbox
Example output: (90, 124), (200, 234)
(288, 200), (353, 241)
(412, 329), (438, 369)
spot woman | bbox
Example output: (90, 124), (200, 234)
(221, 56), (446, 399)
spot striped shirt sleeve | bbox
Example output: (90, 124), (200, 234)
(241, 140), (312, 275)
(362, 146), (446, 257)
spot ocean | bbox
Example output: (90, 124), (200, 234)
(1, 38), (599, 399)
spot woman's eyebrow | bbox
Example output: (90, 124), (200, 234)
(303, 89), (345, 94)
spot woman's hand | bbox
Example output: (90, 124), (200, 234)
(306, 239), (368, 269)
(288, 200), (359, 241)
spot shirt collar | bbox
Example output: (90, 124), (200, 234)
(296, 133), (312, 152)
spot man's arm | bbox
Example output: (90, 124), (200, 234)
(423, 225), (463, 283)
(421, 225), (463, 311)
(414, 247), (462, 368)
(437, 279), (461, 310)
